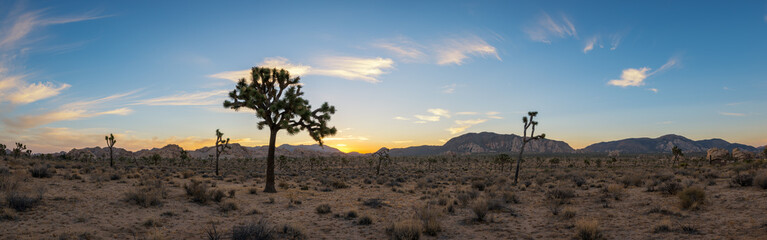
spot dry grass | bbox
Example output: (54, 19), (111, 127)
(575, 218), (604, 240)
(678, 186), (705, 210)
(387, 219), (422, 240)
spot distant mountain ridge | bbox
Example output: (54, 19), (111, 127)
(581, 134), (759, 153)
(388, 132), (576, 156)
(65, 143), (345, 160)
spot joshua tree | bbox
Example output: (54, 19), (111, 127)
(12, 142), (26, 158)
(105, 134), (117, 167)
(494, 153), (511, 171)
(0, 144), (6, 156)
(763, 147), (767, 160)
(372, 148), (390, 175)
(224, 67), (337, 193)
(514, 111), (546, 185)
(671, 145), (684, 165)
(214, 129), (231, 176)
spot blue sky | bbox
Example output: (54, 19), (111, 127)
(1, 0), (766, 153)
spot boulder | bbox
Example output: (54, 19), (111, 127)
(706, 148), (729, 161)
(732, 148), (755, 161)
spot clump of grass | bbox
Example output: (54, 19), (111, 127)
(249, 188), (258, 195)
(232, 219), (273, 240)
(678, 187), (705, 210)
(5, 190), (43, 211)
(753, 172), (767, 189)
(619, 173), (644, 187)
(653, 219), (673, 233)
(603, 184), (625, 200)
(657, 181), (683, 195)
(184, 179), (210, 204)
(415, 205), (441, 236)
(575, 219), (604, 240)
(125, 176), (166, 207)
(470, 197), (489, 222)
(731, 173), (754, 187)
(210, 189), (225, 203)
(358, 215), (373, 225)
(316, 204), (331, 214)
(1, 207), (18, 221)
(345, 210), (358, 219)
(562, 206), (577, 219)
(279, 223), (306, 240)
(219, 200), (238, 213)
(387, 219), (422, 240)
(181, 169), (194, 179)
(29, 165), (53, 178)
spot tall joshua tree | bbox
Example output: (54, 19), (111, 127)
(214, 129), (231, 176)
(12, 142), (26, 158)
(671, 145), (684, 165)
(514, 111), (546, 185)
(372, 148), (390, 175)
(105, 134), (117, 167)
(224, 67), (337, 193)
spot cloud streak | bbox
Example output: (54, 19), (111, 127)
(608, 57), (680, 88)
(447, 118), (487, 135)
(209, 56), (394, 83)
(132, 90), (228, 106)
(436, 36), (501, 65)
(526, 12), (577, 43)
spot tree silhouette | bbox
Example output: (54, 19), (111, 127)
(372, 148), (390, 175)
(224, 67), (337, 193)
(215, 129), (231, 176)
(514, 111), (546, 185)
(494, 154), (511, 171)
(12, 142), (26, 158)
(671, 145), (684, 165)
(0, 144), (6, 156)
(105, 134), (116, 167)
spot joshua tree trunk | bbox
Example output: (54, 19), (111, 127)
(265, 128), (278, 193)
(515, 141), (526, 185)
(215, 150), (220, 176)
(109, 147), (114, 168)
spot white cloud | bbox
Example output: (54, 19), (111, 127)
(132, 90), (228, 106)
(485, 111), (503, 119)
(436, 36), (501, 65)
(2, 91), (138, 129)
(5, 81), (70, 104)
(609, 34), (622, 50)
(442, 84), (456, 94)
(427, 108), (450, 118)
(719, 112), (745, 117)
(525, 12), (577, 43)
(652, 57), (678, 74)
(372, 37), (426, 62)
(393, 116), (410, 121)
(447, 118), (487, 135)
(583, 36), (598, 53)
(608, 67), (650, 87)
(0, 9), (106, 49)
(209, 56), (394, 83)
(648, 88), (658, 93)
(414, 115), (440, 122)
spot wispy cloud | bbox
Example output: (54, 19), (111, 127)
(583, 36), (598, 53)
(608, 57), (680, 88)
(372, 37), (426, 62)
(719, 112), (745, 117)
(486, 111), (503, 119)
(323, 135), (369, 141)
(209, 56), (394, 83)
(436, 36), (501, 65)
(414, 115), (440, 122)
(442, 83), (456, 94)
(393, 116), (410, 121)
(132, 90), (228, 106)
(0, 67), (70, 105)
(447, 118), (487, 135)
(427, 108), (450, 118)
(455, 112), (478, 115)
(2, 91), (137, 129)
(648, 88), (658, 93)
(583, 33), (623, 53)
(525, 12), (577, 43)
(0, 9), (106, 49)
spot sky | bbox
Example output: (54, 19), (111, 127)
(0, 0), (766, 154)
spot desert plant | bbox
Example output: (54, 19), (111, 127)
(316, 204), (331, 214)
(205, 223), (223, 240)
(232, 219), (274, 240)
(125, 176), (166, 207)
(387, 219), (422, 240)
(214, 129), (230, 176)
(470, 198), (489, 222)
(372, 148), (390, 175)
(671, 145), (684, 165)
(358, 215), (373, 225)
(731, 173), (754, 187)
(678, 187), (705, 210)
(5, 190), (42, 211)
(0, 144), (6, 156)
(105, 133), (116, 167)
(223, 67), (337, 193)
(184, 180), (210, 204)
(415, 205), (441, 236)
(494, 154), (511, 171)
(514, 111), (546, 184)
(29, 165), (53, 178)
(279, 224), (306, 240)
(12, 142), (26, 158)
(755, 172), (767, 189)
(575, 219), (604, 240)
(219, 200), (238, 212)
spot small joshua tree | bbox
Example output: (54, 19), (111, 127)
(12, 142), (26, 158)
(223, 67), (337, 193)
(0, 144), (6, 156)
(105, 133), (117, 167)
(494, 154), (511, 171)
(215, 129), (231, 176)
(671, 145), (684, 165)
(372, 148), (390, 175)
(514, 111), (546, 185)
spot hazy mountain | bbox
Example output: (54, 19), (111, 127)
(66, 143), (345, 160)
(581, 134), (758, 153)
(388, 132), (575, 156)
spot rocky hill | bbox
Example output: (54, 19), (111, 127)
(65, 143), (345, 160)
(388, 132), (575, 156)
(581, 134), (758, 153)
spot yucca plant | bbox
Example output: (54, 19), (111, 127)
(214, 129), (230, 176)
(224, 67), (336, 193)
(514, 111), (545, 184)
(105, 134), (117, 167)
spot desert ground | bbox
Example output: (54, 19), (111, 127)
(1, 154), (767, 240)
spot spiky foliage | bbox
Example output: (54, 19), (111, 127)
(671, 145), (684, 165)
(372, 147), (390, 175)
(223, 67), (337, 192)
(494, 153), (511, 171)
(514, 111), (546, 184)
(0, 144), (6, 156)
(12, 142), (26, 158)
(105, 133), (117, 167)
(214, 129), (231, 176)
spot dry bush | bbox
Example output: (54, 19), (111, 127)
(575, 219), (604, 240)
(358, 215), (373, 225)
(657, 181), (683, 195)
(316, 204), (331, 214)
(232, 219), (274, 240)
(219, 200), (238, 213)
(653, 219), (673, 233)
(5, 190), (43, 211)
(755, 172), (767, 189)
(184, 179), (210, 204)
(1, 207), (18, 221)
(562, 206), (577, 219)
(470, 197), (489, 222)
(546, 187), (575, 203)
(603, 184), (625, 200)
(29, 165), (53, 178)
(415, 205), (441, 236)
(210, 189), (225, 203)
(125, 176), (166, 207)
(387, 219), (422, 240)
(731, 173), (754, 187)
(279, 223), (306, 240)
(678, 187), (705, 210)
(181, 169), (194, 179)
(619, 173), (644, 187)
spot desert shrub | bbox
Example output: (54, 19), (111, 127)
(546, 187), (575, 203)
(320, 177), (349, 189)
(279, 224), (306, 240)
(562, 206), (576, 219)
(657, 181), (683, 195)
(316, 204), (331, 214)
(680, 225), (700, 234)
(345, 210), (358, 219)
(387, 219), (422, 240)
(575, 219), (604, 240)
(5, 190), (42, 211)
(142, 218), (163, 228)
(678, 187), (705, 210)
(619, 173), (644, 187)
(603, 184), (625, 200)
(125, 177), (165, 207)
(0, 167), (11, 175)
(29, 165), (53, 178)
(57, 232), (96, 240)
(219, 200), (238, 212)
(181, 169), (194, 179)
(1, 207), (18, 221)
(363, 198), (386, 208)
(232, 219), (273, 240)
(731, 173), (754, 187)
(249, 188), (258, 195)
(470, 198), (489, 222)
(415, 205), (441, 236)
(184, 180), (209, 204)
(205, 223), (223, 240)
(755, 172), (767, 189)
(358, 215), (373, 225)
(653, 219), (673, 233)
(211, 189), (225, 203)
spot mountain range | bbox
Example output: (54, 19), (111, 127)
(24, 132), (765, 159)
